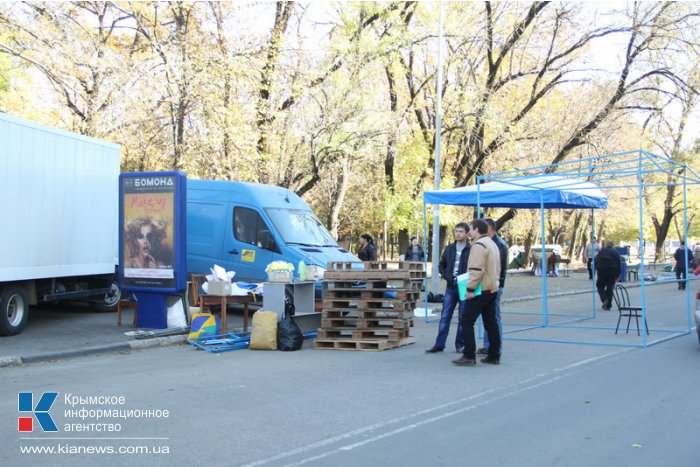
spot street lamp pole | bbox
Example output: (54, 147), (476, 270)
(431, 0), (445, 294)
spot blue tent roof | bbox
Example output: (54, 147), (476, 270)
(423, 175), (608, 209)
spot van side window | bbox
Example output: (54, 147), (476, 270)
(234, 207), (266, 246)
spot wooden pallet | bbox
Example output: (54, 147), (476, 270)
(313, 336), (415, 351)
(322, 299), (415, 311)
(324, 289), (420, 301)
(328, 261), (425, 272)
(322, 317), (413, 329)
(324, 270), (426, 281)
(322, 309), (415, 320)
(316, 328), (410, 341)
(326, 279), (423, 291)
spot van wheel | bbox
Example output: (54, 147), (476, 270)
(0, 287), (30, 336)
(92, 281), (121, 312)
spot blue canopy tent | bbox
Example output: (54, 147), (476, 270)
(421, 150), (698, 348)
(423, 175), (608, 209)
(422, 175), (607, 335)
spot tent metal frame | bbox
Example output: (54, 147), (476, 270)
(422, 149), (700, 348)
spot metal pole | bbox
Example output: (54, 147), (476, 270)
(683, 167), (691, 333)
(431, 0), (445, 294)
(591, 208), (596, 318)
(540, 195), (548, 326)
(423, 200), (430, 323)
(638, 150), (647, 347)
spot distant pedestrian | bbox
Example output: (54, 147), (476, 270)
(404, 237), (426, 262)
(478, 218), (508, 356)
(358, 234), (377, 261)
(673, 241), (693, 290)
(426, 223), (471, 354)
(595, 241), (621, 310)
(546, 252), (561, 277)
(691, 247), (700, 270)
(584, 237), (601, 280)
(452, 219), (501, 366)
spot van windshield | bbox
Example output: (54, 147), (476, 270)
(265, 208), (337, 247)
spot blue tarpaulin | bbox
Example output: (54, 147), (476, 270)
(423, 175), (608, 209)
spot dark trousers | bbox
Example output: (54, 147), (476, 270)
(676, 268), (687, 289)
(460, 292), (500, 360)
(587, 259), (593, 279)
(596, 272), (616, 306)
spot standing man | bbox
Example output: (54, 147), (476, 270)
(426, 223), (471, 353)
(584, 236), (601, 280)
(673, 240), (693, 290)
(453, 219), (501, 366)
(404, 237), (426, 262)
(478, 219), (508, 356)
(595, 240), (621, 310)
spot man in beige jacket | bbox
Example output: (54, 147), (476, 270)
(453, 218), (502, 366)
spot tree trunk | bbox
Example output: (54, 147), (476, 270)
(398, 229), (409, 259)
(328, 159), (349, 240)
(255, 1), (294, 168)
(384, 65), (398, 192)
(522, 213), (539, 267)
(567, 210), (584, 259)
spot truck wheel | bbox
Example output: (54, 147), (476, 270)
(92, 281), (121, 312)
(0, 287), (30, 336)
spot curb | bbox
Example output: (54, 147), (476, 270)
(0, 335), (188, 368)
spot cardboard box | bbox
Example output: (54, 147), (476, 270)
(208, 281), (232, 296)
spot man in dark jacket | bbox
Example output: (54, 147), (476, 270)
(404, 237), (426, 262)
(595, 241), (621, 310)
(674, 241), (693, 290)
(426, 222), (471, 353)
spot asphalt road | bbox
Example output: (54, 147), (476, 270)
(1, 284), (698, 467)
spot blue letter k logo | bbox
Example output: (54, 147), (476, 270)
(18, 392), (59, 432)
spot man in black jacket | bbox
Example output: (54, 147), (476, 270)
(674, 241), (693, 290)
(477, 218), (508, 355)
(595, 241), (621, 310)
(426, 222), (471, 353)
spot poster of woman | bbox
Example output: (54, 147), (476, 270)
(124, 216), (173, 275)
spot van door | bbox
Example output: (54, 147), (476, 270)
(222, 205), (276, 282)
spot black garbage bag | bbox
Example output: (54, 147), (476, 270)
(277, 308), (303, 351)
(427, 292), (444, 303)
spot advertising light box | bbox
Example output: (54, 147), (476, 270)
(119, 172), (187, 293)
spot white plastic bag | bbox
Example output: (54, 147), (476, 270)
(167, 297), (187, 328)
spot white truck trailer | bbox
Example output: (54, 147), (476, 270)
(0, 113), (122, 336)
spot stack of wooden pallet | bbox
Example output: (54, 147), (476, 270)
(313, 261), (425, 351)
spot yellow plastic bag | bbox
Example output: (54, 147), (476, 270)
(250, 311), (278, 350)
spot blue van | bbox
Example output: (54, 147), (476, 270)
(186, 180), (357, 282)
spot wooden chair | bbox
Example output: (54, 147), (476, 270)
(612, 284), (648, 336)
(190, 274), (216, 312)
